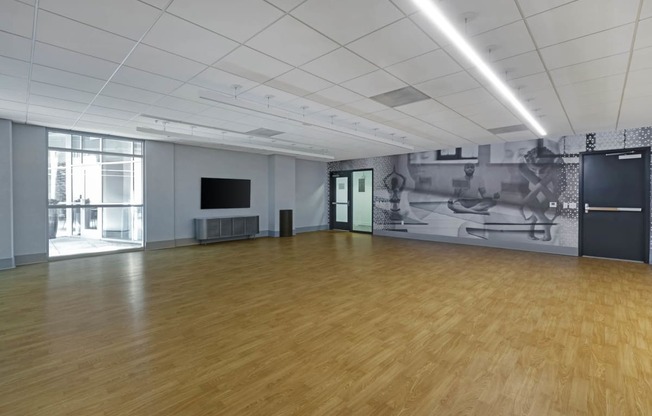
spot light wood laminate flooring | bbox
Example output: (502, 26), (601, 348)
(2, 231), (652, 415)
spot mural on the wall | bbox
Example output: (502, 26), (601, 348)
(329, 127), (652, 249)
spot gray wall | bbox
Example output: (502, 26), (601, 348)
(0, 120), (14, 269)
(0, 118), (331, 267)
(268, 155), (296, 235)
(173, 144), (271, 243)
(144, 140), (175, 248)
(295, 159), (328, 232)
(12, 124), (47, 264)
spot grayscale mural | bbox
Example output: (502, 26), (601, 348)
(329, 127), (652, 252)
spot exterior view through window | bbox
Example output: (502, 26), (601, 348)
(47, 131), (144, 257)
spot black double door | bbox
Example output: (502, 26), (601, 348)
(580, 147), (650, 262)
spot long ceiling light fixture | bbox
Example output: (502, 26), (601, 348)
(198, 90), (415, 150)
(411, 0), (547, 137)
(136, 127), (335, 160)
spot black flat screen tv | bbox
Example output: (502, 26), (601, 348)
(201, 178), (251, 209)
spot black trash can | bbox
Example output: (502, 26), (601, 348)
(279, 209), (293, 237)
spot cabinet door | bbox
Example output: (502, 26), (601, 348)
(219, 218), (233, 237)
(245, 216), (258, 235)
(233, 217), (246, 236)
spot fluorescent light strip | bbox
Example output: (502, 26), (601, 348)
(136, 127), (335, 160)
(411, 0), (547, 137)
(198, 90), (415, 150)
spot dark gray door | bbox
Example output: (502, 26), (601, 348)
(580, 148), (650, 262)
(330, 172), (351, 231)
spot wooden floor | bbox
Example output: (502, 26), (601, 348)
(2, 232), (652, 415)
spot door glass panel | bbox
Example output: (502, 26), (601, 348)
(352, 170), (372, 232)
(335, 177), (348, 222)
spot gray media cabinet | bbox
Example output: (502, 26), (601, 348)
(195, 216), (259, 244)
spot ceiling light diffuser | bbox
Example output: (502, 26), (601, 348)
(411, 0), (547, 137)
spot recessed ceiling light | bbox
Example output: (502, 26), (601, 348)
(411, 0), (547, 137)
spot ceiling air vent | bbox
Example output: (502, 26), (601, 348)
(487, 124), (529, 135)
(246, 128), (284, 137)
(370, 86), (430, 108)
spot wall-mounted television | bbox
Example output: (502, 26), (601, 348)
(201, 178), (251, 209)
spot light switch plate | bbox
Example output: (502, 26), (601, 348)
(569, 202), (577, 209)
(549, 202), (557, 208)
(563, 202), (569, 209)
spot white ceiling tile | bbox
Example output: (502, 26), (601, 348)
(337, 98), (388, 115)
(33, 42), (119, 80)
(265, 0), (304, 12)
(0, 55), (29, 78)
(466, 105), (521, 130)
(283, 97), (331, 115)
(31, 65), (105, 93)
(143, 13), (238, 65)
(395, 99), (448, 116)
(643, 0), (652, 19)
(101, 82), (164, 104)
(189, 67), (258, 95)
(347, 18), (437, 67)
(481, 51), (546, 81)
(37, 11), (135, 63)
(28, 105), (81, 120)
(30, 81), (96, 103)
(214, 46), (293, 83)
(239, 84), (300, 105)
(39, 0), (160, 40)
(139, 0), (168, 9)
(516, 0), (574, 17)
(26, 112), (77, 127)
(497, 131), (539, 142)
(0, 0), (34, 38)
(301, 48), (377, 84)
(93, 95), (151, 113)
(86, 105), (137, 120)
(550, 53), (629, 86)
(0, 72), (27, 93)
(125, 44), (207, 81)
(414, 108), (463, 124)
(366, 108), (409, 122)
(28, 94), (89, 112)
(247, 16), (338, 66)
(389, 0), (419, 15)
(558, 75), (624, 110)
(540, 24), (635, 69)
(437, 88), (495, 110)
(416, 71), (479, 98)
(169, 0), (284, 43)
(445, 21), (536, 65)
(152, 96), (212, 114)
(631, 46), (652, 71)
(265, 69), (333, 97)
(0, 99), (27, 112)
(291, 0), (403, 44)
(306, 85), (365, 107)
(386, 49), (461, 85)
(623, 68), (652, 98)
(112, 66), (183, 94)
(79, 114), (128, 127)
(0, 31), (33, 61)
(618, 96), (652, 128)
(507, 73), (554, 96)
(635, 17), (652, 50)
(0, 85), (27, 103)
(341, 70), (407, 97)
(427, 0), (521, 37)
(527, 0), (639, 48)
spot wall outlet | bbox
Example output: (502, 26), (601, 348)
(569, 202), (577, 209)
(563, 202), (569, 209)
(549, 202), (557, 208)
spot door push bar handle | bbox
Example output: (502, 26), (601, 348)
(584, 203), (642, 214)
(331, 202), (350, 205)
